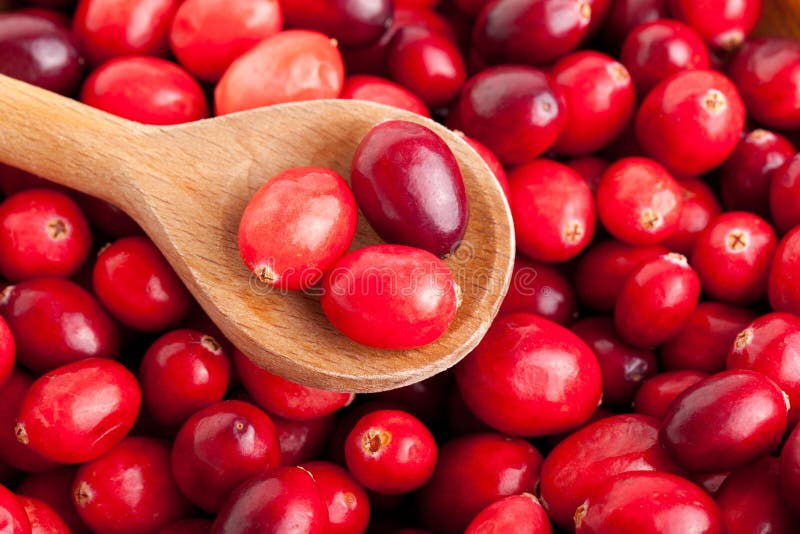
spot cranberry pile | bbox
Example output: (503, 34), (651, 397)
(2, 0), (800, 532)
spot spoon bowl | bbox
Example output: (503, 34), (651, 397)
(0, 74), (514, 393)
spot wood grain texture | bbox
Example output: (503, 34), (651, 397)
(0, 74), (514, 393)
(757, 0), (800, 38)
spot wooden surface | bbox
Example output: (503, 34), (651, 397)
(757, 0), (800, 38)
(0, 74), (514, 393)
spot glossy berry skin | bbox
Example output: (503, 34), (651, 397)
(780, 423), (800, 511)
(552, 51), (636, 156)
(233, 349), (352, 421)
(620, 20), (710, 95)
(301, 462), (368, 534)
(171, 400), (281, 513)
(16, 467), (90, 534)
(499, 257), (577, 325)
(0, 13), (83, 96)
(668, 0), (760, 51)
(633, 370), (709, 420)
(596, 157), (683, 245)
(0, 484), (30, 534)
(0, 317), (13, 388)
(0, 369), (56, 473)
(457, 134), (511, 200)
(662, 178), (721, 255)
(602, 0), (669, 49)
(274, 413), (336, 466)
(540, 414), (680, 530)
(322, 245), (460, 349)
(472, 0), (591, 66)
(458, 66), (567, 165)
(691, 212), (777, 303)
(456, 313), (602, 437)
(721, 129), (795, 218)
(770, 153), (800, 235)
(93, 236), (193, 332)
(571, 316), (657, 408)
(139, 329), (230, 427)
(345, 410), (436, 495)
(73, 437), (192, 534)
(575, 471), (722, 534)
(238, 167), (357, 290)
(351, 121), (467, 257)
(0, 189), (90, 281)
(18, 496), (70, 534)
(283, 0), (391, 48)
(215, 29), (344, 115)
(660, 302), (755, 373)
(212, 466), (328, 534)
(567, 156), (609, 193)
(416, 433), (543, 534)
(728, 37), (800, 130)
(615, 254), (701, 348)
(0, 278), (120, 374)
(509, 159), (595, 262)
(636, 70), (745, 176)
(340, 75), (430, 117)
(15, 358), (141, 464)
(659, 369), (788, 473)
(727, 312), (800, 426)
(465, 494), (552, 534)
(769, 226), (800, 315)
(72, 0), (180, 67)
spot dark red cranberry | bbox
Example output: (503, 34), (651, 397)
(17, 467), (91, 534)
(458, 66), (567, 165)
(373, 373), (451, 428)
(0, 484), (30, 534)
(0, 369), (56, 473)
(340, 75), (430, 117)
(456, 133), (510, 200)
(465, 494), (551, 534)
(769, 226), (800, 315)
(12, 7), (71, 27)
(509, 159), (595, 262)
(0, 317), (12, 387)
(283, 0), (391, 48)
(662, 178), (722, 255)
(157, 519), (213, 534)
(273, 412), (336, 466)
(566, 157), (609, 193)
(18, 495), (70, 534)
(301, 461), (370, 534)
(500, 257), (577, 325)
(602, 0), (668, 49)
(634, 370), (709, 421)
(770, 153), (800, 235)
(0, 164), (56, 197)
(668, 0), (760, 51)
(780, 423), (800, 512)
(73, 195), (142, 238)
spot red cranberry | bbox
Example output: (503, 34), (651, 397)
(668, 0), (760, 50)
(659, 369), (788, 472)
(602, 0), (668, 49)
(72, 0), (179, 67)
(373, 373), (451, 428)
(636, 70), (745, 176)
(283, 0), (391, 48)
(566, 156), (609, 193)
(157, 519), (213, 534)
(212, 466), (328, 534)
(575, 471), (722, 533)
(93, 236), (193, 332)
(18, 496), (70, 534)
(351, 121), (467, 257)
(662, 178), (722, 255)
(0, 278), (120, 373)
(17, 467), (90, 534)
(416, 433), (543, 534)
(456, 313), (602, 437)
(770, 153), (800, 235)
(0, 369), (55, 473)
(0, 484), (30, 534)
(633, 370), (709, 420)
(769, 226), (800, 315)
(596, 157), (683, 245)
(780, 423), (800, 511)
(728, 37), (800, 130)
(73, 437), (192, 534)
(274, 413), (336, 466)
(171, 400), (281, 512)
(340, 75), (430, 117)
(691, 212), (777, 304)
(721, 129), (795, 218)
(322, 245), (460, 349)
(74, 195), (142, 238)
(238, 167), (357, 290)
(301, 461), (370, 534)
(215, 29), (344, 115)
(500, 257), (577, 325)
(540, 414), (680, 529)
(0, 165), (55, 197)
(660, 302), (756, 373)
(0, 317), (12, 387)
(456, 134), (510, 200)
(465, 494), (552, 534)
(509, 159), (596, 262)
(458, 66), (567, 165)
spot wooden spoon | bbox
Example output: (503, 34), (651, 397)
(0, 74), (514, 393)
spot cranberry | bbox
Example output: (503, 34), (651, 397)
(212, 466), (328, 534)
(233, 349), (353, 421)
(215, 29), (344, 115)
(139, 329), (230, 427)
(0, 369), (55, 473)
(73, 437), (191, 533)
(633, 370), (709, 421)
(615, 253), (700, 347)
(0, 278), (120, 373)
(636, 70), (745, 176)
(574, 471), (722, 533)
(74, 195), (142, 238)
(668, 0), (760, 50)
(602, 0), (669, 49)
(93, 236), (193, 332)
(0, 165), (56, 197)
(769, 225), (800, 315)
(780, 423), (800, 511)
(574, 240), (668, 311)
(662, 178), (722, 255)
(571, 316), (657, 408)
(456, 313), (602, 437)
(351, 121), (467, 257)
(660, 369), (788, 472)
(373, 373), (451, 427)
(171, 400), (281, 512)
(566, 156), (609, 193)
(691, 212), (777, 304)
(465, 494), (552, 534)
(301, 461), (369, 534)
(340, 75), (430, 117)
(457, 66), (567, 165)
(540, 414), (680, 529)
(472, 0), (591, 66)
(416, 433), (543, 534)
(72, 0), (179, 67)
(283, 0), (391, 48)
(17, 467), (90, 534)
(322, 245), (460, 349)
(660, 302), (756, 373)
(456, 134), (510, 200)
(15, 358), (141, 464)
(721, 129), (795, 218)
(596, 157), (683, 245)
(157, 519), (213, 534)
(238, 167), (357, 290)
(500, 257), (577, 325)
(0, 485), (30, 534)
(0, 13), (83, 95)
(273, 413), (336, 466)
(770, 153), (800, 235)
(18, 496), (70, 534)
(0, 317), (12, 387)
(621, 20), (710, 95)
